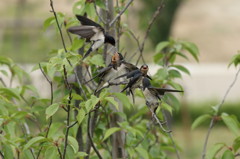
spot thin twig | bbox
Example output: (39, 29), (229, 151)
(37, 63), (54, 159)
(95, 81), (128, 94)
(0, 150), (4, 159)
(87, 113), (103, 159)
(94, 2), (106, 24)
(109, 0), (134, 27)
(135, 3), (164, 65)
(162, 111), (181, 159)
(202, 66), (240, 159)
(50, 0), (67, 52)
(57, 146), (63, 159)
(0, 77), (7, 87)
(49, 0), (87, 100)
(62, 65), (73, 159)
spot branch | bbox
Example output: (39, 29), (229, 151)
(36, 63), (54, 159)
(95, 81), (128, 94)
(62, 65), (73, 159)
(49, 0), (67, 52)
(0, 77), (7, 87)
(162, 110), (181, 159)
(135, 3), (164, 65)
(87, 113), (103, 159)
(57, 146), (63, 159)
(202, 66), (240, 159)
(49, 0), (87, 100)
(109, 0), (134, 27)
(0, 150), (4, 159)
(94, 2), (106, 24)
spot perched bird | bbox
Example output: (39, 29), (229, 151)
(142, 77), (183, 113)
(84, 52), (122, 93)
(115, 64), (152, 102)
(68, 15), (116, 59)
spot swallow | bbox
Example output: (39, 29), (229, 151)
(68, 15), (116, 59)
(84, 52), (122, 93)
(142, 77), (183, 113)
(115, 64), (152, 103)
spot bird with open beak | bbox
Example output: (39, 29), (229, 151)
(115, 64), (152, 103)
(68, 15), (115, 59)
(142, 77), (183, 113)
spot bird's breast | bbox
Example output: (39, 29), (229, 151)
(143, 89), (159, 106)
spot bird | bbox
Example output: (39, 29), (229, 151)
(142, 77), (183, 113)
(84, 52), (132, 93)
(68, 15), (116, 59)
(115, 64), (152, 102)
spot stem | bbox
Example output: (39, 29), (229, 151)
(136, 3), (164, 65)
(202, 66), (240, 159)
(109, 0), (134, 27)
(36, 63), (54, 159)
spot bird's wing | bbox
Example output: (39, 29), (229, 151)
(121, 73), (141, 92)
(115, 69), (140, 80)
(68, 26), (99, 39)
(150, 87), (183, 95)
(76, 15), (103, 29)
(84, 65), (112, 84)
(122, 61), (139, 72)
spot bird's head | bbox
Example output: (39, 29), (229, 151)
(142, 77), (151, 90)
(140, 64), (149, 75)
(111, 52), (121, 68)
(105, 35), (116, 46)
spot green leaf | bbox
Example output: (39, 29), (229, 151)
(206, 143), (225, 159)
(228, 52), (240, 67)
(76, 152), (88, 157)
(136, 147), (149, 159)
(77, 109), (86, 125)
(155, 41), (169, 53)
(154, 68), (168, 81)
(44, 146), (58, 159)
(2, 144), (14, 159)
(85, 95), (100, 113)
(71, 38), (85, 51)
(171, 65), (191, 75)
(68, 136), (79, 154)
(181, 41), (199, 62)
(233, 137), (240, 152)
(153, 53), (164, 64)
(43, 16), (55, 30)
(161, 102), (173, 114)
(191, 114), (211, 129)
(221, 113), (240, 136)
(0, 69), (8, 76)
(113, 93), (132, 109)
(24, 136), (46, 150)
(88, 54), (105, 67)
(0, 56), (13, 66)
(46, 103), (60, 119)
(0, 88), (20, 100)
(103, 127), (121, 141)
(95, 0), (107, 10)
(168, 69), (182, 78)
(221, 149), (234, 159)
(104, 97), (119, 110)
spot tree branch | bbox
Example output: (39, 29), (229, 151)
(49, 0), (87, 100)
(62, 65), (73, 159)
(202, 66), (240, 159)
(0, 77), (7, 87)
(94, 2), (106, 24)
(87, 113), (103, 159)
(136, 3), (164, 65)
(109, 0), (134, 27)
(36, 63), (54, 159)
